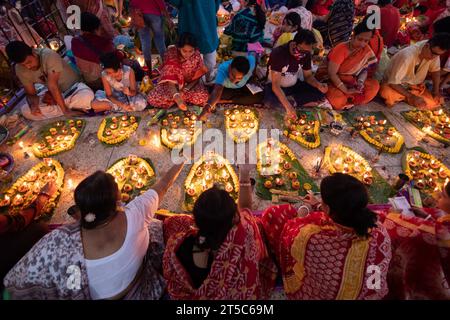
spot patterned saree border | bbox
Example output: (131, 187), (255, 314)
(336, 237), (370, 300)
(284, 224), (323, 294)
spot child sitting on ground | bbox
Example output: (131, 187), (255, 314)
(91, 52), (147, 112)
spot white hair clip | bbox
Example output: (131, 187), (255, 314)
(84, 213), (96, 223)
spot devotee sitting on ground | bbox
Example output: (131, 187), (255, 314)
(376, 181), (450, 299)
(272, 12), (303, 47)
(264, 29), (328, 121)
(147, 33), (209, 110)
(316, 18), (380, 110)
(200, 55), (262, 121)
(168, 0), (220, 81)
(71, 12), (115, 90)
(0, 182), (56, 294)
(313, 0), (355, 48)
(378, 0), (401, 48)
(224, 0), (266, 54)
(91, 52), (147, 112)
(5, 41), (95, 121)
(3, 160), (186, 299)
(162, 165), (277, 299)
(286, 0), (313, 30)
(380, 33), (450, 109)
(261, 173), (392, 300)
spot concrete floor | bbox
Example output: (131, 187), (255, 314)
(0, 98), (449, 225)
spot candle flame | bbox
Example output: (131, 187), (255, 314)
(152, 135), (161, 147)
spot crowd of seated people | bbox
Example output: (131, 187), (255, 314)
(1, 0), (450, 300)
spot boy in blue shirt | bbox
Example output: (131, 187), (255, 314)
(199, 55), (263, 121)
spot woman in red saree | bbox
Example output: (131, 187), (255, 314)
(162, 165), (277, 300)
(261, 173), (392, 300)
(147, 33), (209, 110)
(376, 182), (450, 299)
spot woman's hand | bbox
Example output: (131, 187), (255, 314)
(120, 102), (133, 111)
(122, 87), (135, 96)
(356, 80), (365, 92)
(284, 106), (297, 123)
(342, 86), (360, 95)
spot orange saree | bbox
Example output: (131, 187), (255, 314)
(261, 204), (392, 300)
(317, 42), (380, 110)
(162, 210), (277, 300)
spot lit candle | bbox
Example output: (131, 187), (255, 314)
(137, 56), (145, 68)
(152, 134), (161, 147)
(18, 141), (24, 149)
(343, 163), (349, 173)
(68, 178), (74, 191)
(49, 40), (59, 51)
(334, 157), (343, 169)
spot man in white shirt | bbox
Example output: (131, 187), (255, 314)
(380, 33), (450, 109)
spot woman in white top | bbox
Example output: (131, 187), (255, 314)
(4, 161), (186, 299)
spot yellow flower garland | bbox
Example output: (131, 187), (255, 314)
(284, 120), (321, 149)
(107, 157), (155, 178)
(404, 151), (450, 186)
(32, 130), (82, 158)
(97, 118), (139, 145)
(324, 145), (372, 181)
(405, 109), (450, 145)
(160, 127), (202, 150)
(5, 159), (64, 215)
(360, 129), (404, 153)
